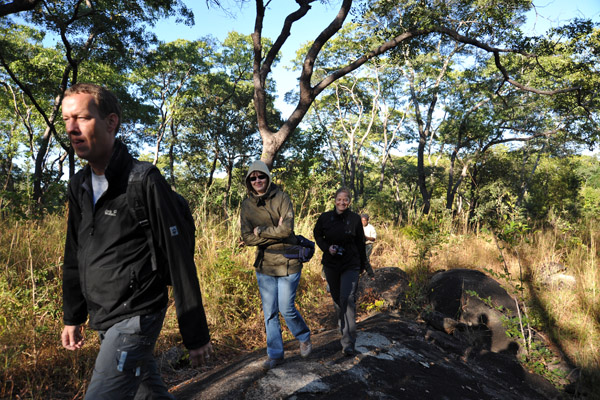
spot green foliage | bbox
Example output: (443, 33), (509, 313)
(399, 210), (452, 314)
(496, 218), (530, 249)
(402, 211), (450, 265)
(522, 156), (583, 220)
(580, 186), (600, 219)
(273, 125), (337, 217)
(577, 155), (600, 220)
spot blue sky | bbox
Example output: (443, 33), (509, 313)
(151, 0), (600, 117)
(152, 1), (338, 117)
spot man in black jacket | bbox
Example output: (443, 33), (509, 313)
(60, 83), (212, 399)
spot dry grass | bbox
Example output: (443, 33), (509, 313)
(433, 234), (501, 271)
(369, 222), (414, 269)
(1, 213), (599, 398)
(427, 222), (600, 395)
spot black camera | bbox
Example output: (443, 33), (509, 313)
(331, 245), (345, 256)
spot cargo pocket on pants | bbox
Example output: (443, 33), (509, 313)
(114, 317), (154, 377)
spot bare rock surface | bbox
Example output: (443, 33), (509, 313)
(170, 312), (558, 399)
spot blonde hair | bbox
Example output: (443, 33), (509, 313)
(335, 187), (351, 199)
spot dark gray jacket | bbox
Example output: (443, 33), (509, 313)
(62, 140), (210, 350)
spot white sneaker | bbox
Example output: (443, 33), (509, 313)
(300, 339), (312, 358)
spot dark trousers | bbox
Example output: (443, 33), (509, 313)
(85, 308), (173, 400)
(323, 266), (359, 350)
(364, 243), (374, 275)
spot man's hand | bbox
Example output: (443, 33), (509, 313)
(189, 342), (214, 367)
(61, 325), (85, 350)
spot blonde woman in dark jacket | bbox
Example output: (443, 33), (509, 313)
(313, 187), (366, 356)
(240, 160), (311, 369)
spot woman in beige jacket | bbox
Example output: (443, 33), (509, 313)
(240, 160), (311, 370)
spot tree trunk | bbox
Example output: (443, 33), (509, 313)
(446, 145), (461, 210)
(68, 148), (75, 181)
(168, 141), (175, 186)
(33, 125), (52, 209)
(467, 164), (480, 229)
(206, 150), (219, 189)
(517, 142), (546, 207)
(417, 134), (431, 214)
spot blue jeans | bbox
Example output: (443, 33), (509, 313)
(85, 308), (173, 400)
(256, 271), (311, 360)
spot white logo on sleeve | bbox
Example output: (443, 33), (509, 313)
(105, 209), (117, 217)
(170, 225), (179, 236)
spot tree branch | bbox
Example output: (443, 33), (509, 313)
(0, 0), (40, 17)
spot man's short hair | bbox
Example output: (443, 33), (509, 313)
(64, 83), (122, 134)
(361, 213), (369, 220)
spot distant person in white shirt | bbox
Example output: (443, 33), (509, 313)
(361, 214), (376, 278)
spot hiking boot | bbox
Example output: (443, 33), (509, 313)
(342, 346), (355, 356)
(262, 357), (284, 370)
(300, 339), (312, 358)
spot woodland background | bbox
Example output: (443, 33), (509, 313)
(1, 0), (599, 398)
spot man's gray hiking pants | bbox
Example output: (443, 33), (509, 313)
(85, 308), (174, 400)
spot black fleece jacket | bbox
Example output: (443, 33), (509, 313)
(313, 208), (367, 272)
(62, 140), (210, 350)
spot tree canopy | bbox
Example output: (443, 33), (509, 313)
(0, 0), (598, 221)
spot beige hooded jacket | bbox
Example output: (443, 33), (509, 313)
(240, 160), (301, 276)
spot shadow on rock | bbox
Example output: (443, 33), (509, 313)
(170, 313), (559, 400)
(426, 268), (521, 354)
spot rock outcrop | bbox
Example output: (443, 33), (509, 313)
(171, 312), (558, 399)
(168, 267), (564, 399)
(357, 266), (409, 308)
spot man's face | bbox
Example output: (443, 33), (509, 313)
(362, 217), (368, 227)
(62, 93), (117, 174)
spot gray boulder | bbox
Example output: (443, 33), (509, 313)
(538, 262), (576, 290)
(427, 268), (520, 354)
(357, 266), (409, 308)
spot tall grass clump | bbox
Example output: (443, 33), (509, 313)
(391, 207), (453, 314)
(0, 213), (98, 399)
(528, 217), (600, 395)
